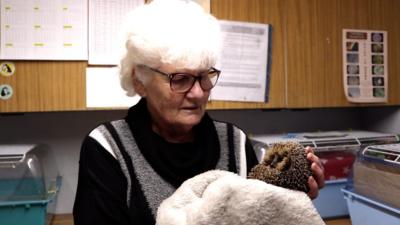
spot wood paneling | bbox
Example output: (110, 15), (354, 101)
(209, 0), (286, 109)
(368, 0), (400, 105)
(0, 61), (86, 112)
(1, 0), (400, 112)
(286, 0), (400, 108)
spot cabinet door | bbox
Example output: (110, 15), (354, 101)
(2, 0), (399, 112)
(0, 61), (86, 112)
(286, 0), (400, 108)
(368, 0), (400, 105)
(209, 0), (286, 109)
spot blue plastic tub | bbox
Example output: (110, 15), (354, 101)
(342, 188), (400, 225)
(0, 176), (61, 225)
(312, 179), (349, 218)
(0, 199), (53, 225)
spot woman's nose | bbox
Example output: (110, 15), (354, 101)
(187, 79), (206, 98)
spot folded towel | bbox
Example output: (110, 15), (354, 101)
(156, 170), (324, 225)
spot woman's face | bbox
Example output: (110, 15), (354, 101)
(140, 64), (211, 133)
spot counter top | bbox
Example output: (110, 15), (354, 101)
(50, 214), (350, 225)
(51, 214), (73, 225)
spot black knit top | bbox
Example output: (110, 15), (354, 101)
(73, 98), (258, 225)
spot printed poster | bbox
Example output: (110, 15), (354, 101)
(211, 20), (272, 103)
(343, 29), (388, 103)
(0, 0), (88, 60)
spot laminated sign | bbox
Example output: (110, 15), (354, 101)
(343, 29), (388, 103)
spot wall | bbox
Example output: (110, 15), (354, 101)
(362, 107), (400, 134)
(0, 110), (125, 214)
(209, 108), (365, 134)
(0, 107), (367, 214)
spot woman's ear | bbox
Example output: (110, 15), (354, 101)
(132, 68), (147, 97)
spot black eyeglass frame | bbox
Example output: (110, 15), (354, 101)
(140, 65), (221, 93)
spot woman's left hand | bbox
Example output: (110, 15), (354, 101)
(305, 146), (325, 199)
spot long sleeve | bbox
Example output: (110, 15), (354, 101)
(245, 137), (259, 174)
(73, 137), (131, 225)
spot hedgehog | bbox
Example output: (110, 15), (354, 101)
(248, 142), (312, 193)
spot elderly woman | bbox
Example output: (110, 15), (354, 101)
(73, 0), (324, 224)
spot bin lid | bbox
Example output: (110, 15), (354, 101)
(0, 144), (36, 163)
(0, 144), (46, 202)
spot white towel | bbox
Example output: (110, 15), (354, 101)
(156, 170), (324, 225)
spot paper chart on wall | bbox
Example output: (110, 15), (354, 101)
(0, 0), (88, 60)
(88, 0), (144, 65)
(211, 20), (272, 103)
(343, 29), (388, 103)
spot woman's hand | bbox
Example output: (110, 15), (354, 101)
(305, 146), (325, 199)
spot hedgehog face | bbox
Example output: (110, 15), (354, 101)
(248, 142), (312, 193)
(264, 145), (291, 172)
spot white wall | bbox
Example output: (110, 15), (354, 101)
(0, 110), (125, 213)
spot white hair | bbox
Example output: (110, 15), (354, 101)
(119, 0), (222, 96)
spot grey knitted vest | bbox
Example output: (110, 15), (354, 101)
(93, 119), (246, 221)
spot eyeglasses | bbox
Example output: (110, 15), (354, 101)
(140, 65), (220, 93)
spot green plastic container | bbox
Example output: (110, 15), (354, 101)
(0, 145), (61, 225)
(0, 192), (56, 225)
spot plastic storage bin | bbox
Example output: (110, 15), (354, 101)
(251, 130), (399, 219)
(341, 143), (400, 225)
(353, 143), (400, 209)
(0, 144), (61, 225)
(342, 188), (400, 225)
(312, 179), (349, 218)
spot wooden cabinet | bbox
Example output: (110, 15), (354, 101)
(285, 0), (400, 108)
(211, 0), (400, 109)
(0, 61), (86, 112)
(1, 0), (400, 113)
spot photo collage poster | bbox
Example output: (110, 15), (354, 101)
(343, 29), (388, 103)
